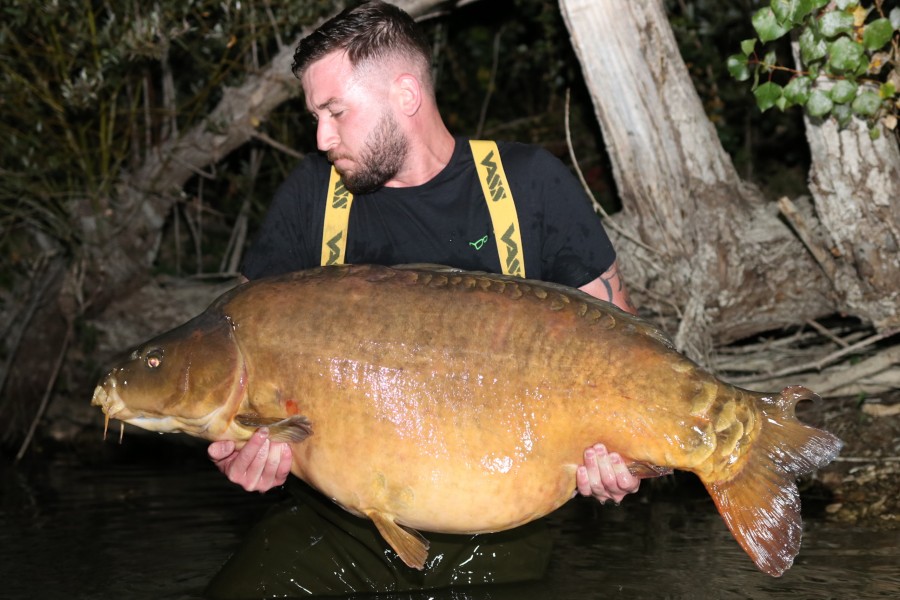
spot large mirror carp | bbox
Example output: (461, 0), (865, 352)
(91, 264), (842, 576)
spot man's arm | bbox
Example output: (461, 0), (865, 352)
(578, 259), (637, 315)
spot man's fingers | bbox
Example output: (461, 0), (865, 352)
(274, 443), (293, 484)
(207, 439), (235, 462)
(576, 444), (641, 503)
(609, 452), (640, 494)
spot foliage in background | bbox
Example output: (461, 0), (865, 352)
(667, 0), (811, 196)
(728, 0), (900, 138)
(0, 0), (333, 280)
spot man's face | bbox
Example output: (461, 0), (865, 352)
(302, 51), (409, 194)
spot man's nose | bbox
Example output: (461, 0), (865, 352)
(316, 119), (338, 152)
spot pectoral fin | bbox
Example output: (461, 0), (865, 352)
(626, 461), (674, 479)
(235, 414), (313, 443)
(365, 510), (430, 570)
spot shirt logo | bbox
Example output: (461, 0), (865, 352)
(469, 235), (489, 250)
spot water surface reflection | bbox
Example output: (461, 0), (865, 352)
(1, 437), (896, 599)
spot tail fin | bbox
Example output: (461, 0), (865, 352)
(703, 386), (842, 577)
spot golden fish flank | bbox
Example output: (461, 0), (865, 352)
(91, 264), (842, 577)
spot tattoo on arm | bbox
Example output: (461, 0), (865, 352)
(600, 263), (637, 313)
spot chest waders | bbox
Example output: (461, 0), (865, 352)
(320, 140), (526, 277)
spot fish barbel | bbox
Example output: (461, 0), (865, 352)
(91, 264), (842, 576)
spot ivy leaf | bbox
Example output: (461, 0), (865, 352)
(820, 10), (855, 37)
(784, 76), (812, 104)
(862, 18), (894, 51)
(832, 102), (853, 127)
(741, 38), (756, 56)
(727, 54), (751, 81)
(771, 0), (796, 24)
(830, 79), (858, 103)
(828, 36), (865, 73)
(807, 89), (834, 117)
(869, 126), (881, 141)
(754, 81), (784, 111)
(752, 7), (790, 42)
(851, 90), (882, 116)
(881, 81), (897, 100)
(799, 26), (827, 65)
(772, 0), (817, 24)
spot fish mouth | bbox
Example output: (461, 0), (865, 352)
(91, 379), (130, 442)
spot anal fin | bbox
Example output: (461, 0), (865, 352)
(235, 414), (313, 443)
(365, 510), (430, 570)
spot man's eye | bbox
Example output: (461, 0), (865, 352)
(331, 111), (344, 119)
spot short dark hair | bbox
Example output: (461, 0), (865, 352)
(292, 1), (432, 84)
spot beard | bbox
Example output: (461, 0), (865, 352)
(329, 111), (409, 195)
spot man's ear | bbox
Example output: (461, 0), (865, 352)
(393, 73), (422, 116)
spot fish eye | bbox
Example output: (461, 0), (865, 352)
(146, 349), (163, 368)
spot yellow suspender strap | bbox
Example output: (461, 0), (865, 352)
(321, 166), (354, 266)
(469, 140), (525, 278)
(320, 143), (526, 277)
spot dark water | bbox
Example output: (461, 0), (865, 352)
(2, 435), (898, 600)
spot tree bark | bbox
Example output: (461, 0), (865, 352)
(558, 0), (837, 358)
(794, 113), (900, 331)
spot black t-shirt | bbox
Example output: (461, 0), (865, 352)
(242, 137), (616, 287)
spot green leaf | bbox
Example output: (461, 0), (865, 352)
(820, 10), (854, 37)
(869, 126), (881, 140)
(807, 89), (834, 117)
(784, 76), (812, 104)
(727, 54), (751, 81)
(880, 81), (897, 99)
(771, 0), (816, 24)
(799, 26), (827, 65)
(754, 81), (784, 111)
(741, 39), (756, 56)
(752, 7), (790, 43)
(851, 90), (882, 116)
(830, 79), (858, 103)
(829, 36), (865, 73)
(832, 102), (852, 126)
(862, 19), (893, 50)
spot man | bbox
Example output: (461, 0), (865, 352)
(205, 2), (639, 597)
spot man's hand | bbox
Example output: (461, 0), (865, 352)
(576, 443), (640, 504)
(208, 428), (293, 492)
